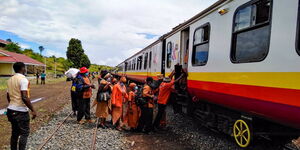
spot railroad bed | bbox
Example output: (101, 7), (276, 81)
(26, 105), (125, 150)
(21, 103), (294, 150)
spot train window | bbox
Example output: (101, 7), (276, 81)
(137, 56), (143, 70)
(133, 58), (136, 70)
(231, 0), (271, 63)
(128, 61), (131, 71)
(132, 60), (134, 70)
(144, 53), (148, 70)
(149, 51), (152, 69)
(167, 42), (172, 68)
(125, 62), (128, 71)
(192, 23), (210, 66)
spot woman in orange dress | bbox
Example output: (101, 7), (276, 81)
(126, 83), (140, 131)
(92, 75), (112, 129)
(111, 76), (128, 130)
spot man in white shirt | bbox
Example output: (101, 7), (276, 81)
(7, 62), (37, 150)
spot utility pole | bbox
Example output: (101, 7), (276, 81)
(54, 57), (57, 78)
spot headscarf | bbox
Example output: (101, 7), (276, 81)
(120, 76), (127, 83)
(129, 83), (136, 90)
(104, 73), (111, 79)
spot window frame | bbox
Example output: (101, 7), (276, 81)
(166, 42), (172, 68)
(230, 0), (273, 63)
(296, 0), (300, 56)
(192, 23), (211, 66)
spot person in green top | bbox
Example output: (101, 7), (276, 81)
(41, 71), (46, 85)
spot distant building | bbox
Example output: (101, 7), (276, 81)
(0, 49), (45, 76)
(0, 39), (10, 47)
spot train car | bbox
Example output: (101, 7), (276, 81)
(116, 0), (300, 148)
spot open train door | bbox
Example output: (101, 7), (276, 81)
(173, 27), (191, 114)
(180, 27), (190, 70)
(161, 40), (166, 76)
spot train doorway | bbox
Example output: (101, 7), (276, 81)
(180, 27), (190, 69)
(161, 40), (166, 76)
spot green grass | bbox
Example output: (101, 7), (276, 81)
(0, 77), (66, 90)
(44, 77), (67, 84)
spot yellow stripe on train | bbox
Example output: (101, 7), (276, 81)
(187, 72), (300, 90)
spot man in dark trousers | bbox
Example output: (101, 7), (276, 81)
(153, 70), (184, 130)
(35, 72), (39, 85)
(6, 62), (37, 150)
(137, 77), (155, 134)
(76, 67), (95, 124)
(71, 71), (79, 116)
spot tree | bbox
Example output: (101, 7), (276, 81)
(39, 46), (44, 55)
(5, 43), (22, 53)
(6, 39), (12, 42)
(66, 38), (86, 68)
(80, 54), (91, 68)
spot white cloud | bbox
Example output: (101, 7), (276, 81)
(0, 0), (217, 66)
(45, 49), (66, 58)
(19, 43), (30, 49)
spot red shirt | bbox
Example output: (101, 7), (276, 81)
(157, 81), (174, 105)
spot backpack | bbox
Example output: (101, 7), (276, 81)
(135, 85), (147, 106)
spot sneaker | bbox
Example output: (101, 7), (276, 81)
(78, 120), (85, 125)
(85, 119), (95, 123)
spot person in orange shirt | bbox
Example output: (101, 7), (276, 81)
(153, 70), (184, 130)
(77, 67), (95, 124)
(126, 83), (140, 131)
(137, 77), (155, 134)
(111, 76), (128, 130)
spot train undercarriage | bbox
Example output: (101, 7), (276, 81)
(173, 87), (300, 149)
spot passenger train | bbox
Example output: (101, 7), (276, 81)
(114, 0), (300, 148)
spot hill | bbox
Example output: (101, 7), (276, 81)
(4, 42), (112, 75)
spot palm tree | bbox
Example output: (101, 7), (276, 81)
(39, 46), (44, 55)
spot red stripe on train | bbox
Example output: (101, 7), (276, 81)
(188, 80), (300, 129)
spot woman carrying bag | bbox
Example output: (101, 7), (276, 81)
(92, 73), (112, 129)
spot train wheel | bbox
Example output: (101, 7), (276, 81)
(233, 119), (252, 148)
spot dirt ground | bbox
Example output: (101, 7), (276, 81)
(0, 80), (72, 149)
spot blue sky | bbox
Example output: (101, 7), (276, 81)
(0, 30), (47, 55)
(0, 0), (217, 65)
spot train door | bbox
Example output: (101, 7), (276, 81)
(180, 27), (190, 70)
(173, 28), (190, 114)
(161, 40), (166, 76)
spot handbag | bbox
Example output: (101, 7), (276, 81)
(97, 91), (111, 102)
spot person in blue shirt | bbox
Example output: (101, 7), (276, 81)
(41, 71), (46, 85)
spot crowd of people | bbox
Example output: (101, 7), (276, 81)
(5, 62), (300, 150)
(70, 66), (185, 134)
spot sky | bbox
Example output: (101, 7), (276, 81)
(0, 0), (218, 66)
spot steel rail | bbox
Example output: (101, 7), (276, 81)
(37, 112), (73, 150)
(91, 118), (99, 150)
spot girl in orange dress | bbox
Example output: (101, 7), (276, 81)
(111, 76), (128, 130)
(126, 83), (140, 131)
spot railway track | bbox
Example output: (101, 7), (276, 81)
(37, 112), (100, 150)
